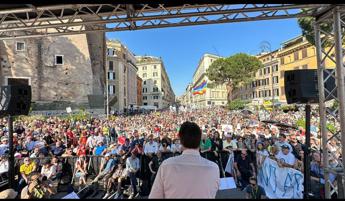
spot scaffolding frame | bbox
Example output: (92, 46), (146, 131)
(314, 5), (345, 198)
(0, 4), (325, 39)
(0, 3), (344, 199)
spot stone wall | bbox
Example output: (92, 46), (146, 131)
(0, 31), (106, 110)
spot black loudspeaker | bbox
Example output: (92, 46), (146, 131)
(0, 85), (32, 116)
(284, 69), (336, 104)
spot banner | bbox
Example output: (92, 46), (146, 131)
(258, 157), (304, 199)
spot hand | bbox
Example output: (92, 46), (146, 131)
(237, 171), (241, 177)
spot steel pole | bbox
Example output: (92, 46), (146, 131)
(333, 6), (345, 175)
(8, 115), (14, 189)
(304, 104), (311, 199)
(106, 66), (109, 119)
(314, 22), (330, 198)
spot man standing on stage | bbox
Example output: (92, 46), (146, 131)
(149, 121), (220, 198)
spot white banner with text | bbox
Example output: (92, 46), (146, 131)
(258, 157), (304, 199)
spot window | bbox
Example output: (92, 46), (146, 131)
(302, 48), (308, 58)
(266, 78), (269, 85)
(16, 42), (25, 51)
(108, 85), (115, 95)
(153, 96), (159, 99)
(154, 65), (157, 69)
(109, 61), (114, 71)
(280, 57), (285, 65)
(108, 72), (115, 80)
(263, 68), (266, 75)
(143, 96), (147, 100)
(153, 72), (158, 77)
(273, 65), (279, 72)
(143, 73), (147, 78)
(142, 66), (147, 70)
(124, 87), (126, 96)
(144, 103), (148, 106)
(260, 69), (263, 75)
(154, 102), (159, 108)
(273, 76), (279, 84)
(153, 87), (159, 92)
(55, 55), (64, 65)
(294, 52), (299, 61)
(143, 81), (146, 85)
(274, 89), (279, 96)
(142, 88), (147, 93)
(154, 80), (157, 85)
(267, 67), (270, 74)
(268, 90), (271, 97)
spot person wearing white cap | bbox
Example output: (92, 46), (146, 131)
(0, 136), (9, 156)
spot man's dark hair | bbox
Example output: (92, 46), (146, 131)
(179, 121), (201, 149)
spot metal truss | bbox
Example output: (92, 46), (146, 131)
(0, 4), (325, 39)
(314, 5), (345, 199)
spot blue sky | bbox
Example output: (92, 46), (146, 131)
(106, 18), (302, 97)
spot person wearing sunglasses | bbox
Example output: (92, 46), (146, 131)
(244, 177), (266, 199)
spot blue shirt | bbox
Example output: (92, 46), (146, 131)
(95, 145), (106, 156)
(104, 158), (116, 172)
(310, 162), (336, 184)
(51, 145), (65, 156)
(26, 141), (37, 152)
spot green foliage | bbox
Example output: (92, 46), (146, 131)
(296, 118), (306, 129)
(280, 104), (297, 113)
(64, 110), (91, 121)
(331, 100), (339, 110)
(228, 99), (250, 110)
(207, 53), (263, 87)
(15, 115), (47, 122)
(296, 117), (336, 134)
(297, 12), (333, 47)
(327, 123), (337, 134)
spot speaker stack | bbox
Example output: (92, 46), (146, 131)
(284, 69), (336, 104)
(0, 85), (32, 116)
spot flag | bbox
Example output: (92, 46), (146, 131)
(193, 80), (207, 95)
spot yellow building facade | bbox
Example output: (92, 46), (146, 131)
(277, 35), (335, 102)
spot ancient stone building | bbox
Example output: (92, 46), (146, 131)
(0, 32), (106, 110)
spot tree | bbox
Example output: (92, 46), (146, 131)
(297, 9), (333, 47)
(206, 53), (262, 102)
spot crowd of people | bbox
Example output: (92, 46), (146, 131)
(0, 106), (340, 199)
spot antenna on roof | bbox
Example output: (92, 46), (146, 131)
(212, 45), (220, 57)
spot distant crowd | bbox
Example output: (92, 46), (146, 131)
(0, 106), (340, 199)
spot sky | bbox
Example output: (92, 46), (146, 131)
(106, 18), (302, 97)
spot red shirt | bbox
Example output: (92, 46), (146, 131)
(66, 131), (74, 139)
(118, 136), (126, 145)
(77, 146), (86, 156)
(80, 135), (87, 146)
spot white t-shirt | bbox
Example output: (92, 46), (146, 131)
(276, 151), (296, 166)
(144, 141), (159, 154)
(0, 160), (8, 174)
